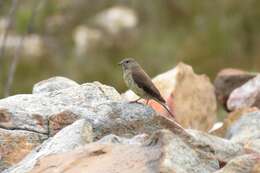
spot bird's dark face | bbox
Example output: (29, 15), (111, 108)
(118, 58), (139, 71)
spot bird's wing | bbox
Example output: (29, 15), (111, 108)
(132, 67), (166, 103)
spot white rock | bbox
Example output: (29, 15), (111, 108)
(32, 76), (79, 94)
(227, 75), (260, 111)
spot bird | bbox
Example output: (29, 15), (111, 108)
(118, 58), (175, 118)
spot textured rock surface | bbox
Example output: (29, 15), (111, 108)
(214, 68), (256, 110)
(123, 62), (217, 131)
(32, 76), (79, 94)
(27, 130), (219, 173)
(187, 129), (245, 162)
(4, 119), (92, 173)
(227, 75), (260, 111)
(210, 107), (259, 137)
(0, 129), (47, 172)
(214, 154), (260, 173)
(0, 81), (122, 134)
(226, 111), (260, 143)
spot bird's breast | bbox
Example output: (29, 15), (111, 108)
(123, 71), (146, 97)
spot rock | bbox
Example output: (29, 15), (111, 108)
(32, 76), (79, 94)
(226, 111), (260, 143)
(0, 128), (47, 172)
(4, 119), (92, 173)
(94, 6), (138, 35)
(227, 75), (260, 111)
(187, 129), (245, 162)
(0, 81), (122, 134)
(210, 107), (259, 137)
(27, 130), (219, 173)
(214, 68), (256, 110)
(48, 110), (81, 136)
(123, 62), (217, 131)
(244, 139), (260, 153)
(214, 154), (260, 173)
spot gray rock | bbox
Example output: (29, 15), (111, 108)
(227, 75), (260, 111)
(32, 76), (79, 94)
(0, 81), (122, 134)
(87, 102), (163, 140)
(187, 129), (245, 162)
(4, 119), (92, 173)
(226, 112), (260, 143)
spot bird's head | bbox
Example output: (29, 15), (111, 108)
(118, 58), (139, 71)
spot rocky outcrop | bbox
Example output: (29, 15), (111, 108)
(214, 68), (256, 110)
(123, 62), (217, 131)
(1, 72), (260, 173)
(0, 77), (171, 171)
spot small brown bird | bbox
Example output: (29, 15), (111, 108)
(119, 58), (175, 118)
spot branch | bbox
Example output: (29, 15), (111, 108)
(4, 0), (40, 97)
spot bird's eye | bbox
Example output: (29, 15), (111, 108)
(126, 60), (129, 63)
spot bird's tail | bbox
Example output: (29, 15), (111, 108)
(159, 102), (176, 119)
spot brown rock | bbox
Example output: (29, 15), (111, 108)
(48, 110), (80, 136)
(123, 62), (217, 131)
(214, 68), (255, 110)
(0, 128), (47, 171)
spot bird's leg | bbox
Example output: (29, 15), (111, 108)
(129, 98), (142, 104)
(146, 99), (150, 105)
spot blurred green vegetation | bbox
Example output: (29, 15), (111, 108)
(0, 0), (260, 97)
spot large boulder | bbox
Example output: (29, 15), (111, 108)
(0, 80), (122, 134)
(0, 77), (172, 171)
(214, 68), (256, 110)
(25, 130), (220, 173)
(4, 119), (92, 173)
(227, 75), (260, 111)
(123, 62), (217, 131)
